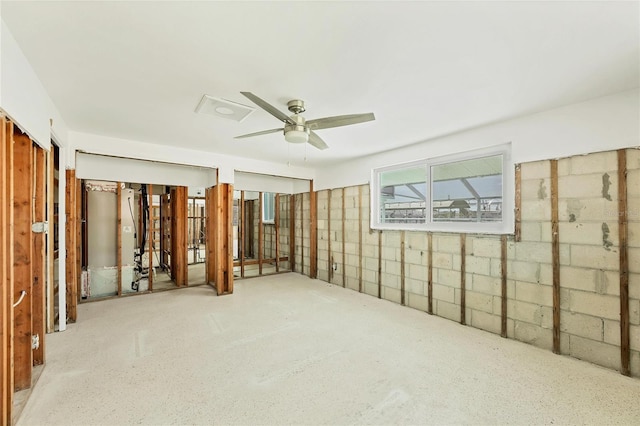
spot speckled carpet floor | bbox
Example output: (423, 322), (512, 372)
(17, 273), (640, 425)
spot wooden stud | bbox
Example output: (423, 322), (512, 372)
(400, 230), (405, 305)
(116, 183), (122, 296)
(211, 184), (233, 294)
(342, 188), (346, 288)
(32, 146), (46, 366)
(358, 186), (363, 293)
(289, 194), (295, 272)
(160, 193), (170, 269)
(550, 159), (561, 354)
(327, 190), (332, 282)
(13, 131), (33, 391)
(148, 185), (153, 291)
(618, 149), (630, 376)
(46, 148), (55, 333)
(460, 233), (466, 325)
(427, 233), (433, 314)
(515, 164), (522, 242)
(309, 181), (317, 279)
(175, 187), (188, 286)
(1, 116), (14, 424)
(275, 194), (280, 273)
(205, 187), (216, 285)
(378, 231), (382, 299)
(75, 177), (81, 304)
(258, 192), (264, 275)
(65, 169), (77, 322)
(239, 191), (245, 278)
(300, 194), (304, 275)
(501, 234), (508, 338)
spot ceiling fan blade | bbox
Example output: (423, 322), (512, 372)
(306, 113), (375, 130)
(308, 130), (329, 150)
(234, 128), (283, 139)
(240, 92), (295, 125)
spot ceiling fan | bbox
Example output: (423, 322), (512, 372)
(235, 92), (375, 150)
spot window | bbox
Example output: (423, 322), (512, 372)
(262, 192), (275, 224)
(371, 144), (513, 234)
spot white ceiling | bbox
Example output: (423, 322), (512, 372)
(2, 1), (638, 168)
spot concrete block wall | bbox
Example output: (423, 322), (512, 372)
(307, 148), (639, 377)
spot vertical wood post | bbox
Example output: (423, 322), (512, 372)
(378, 231), (382, 299)
(148, 184), (154, 291)
(13, 131), (33, 391)
(32, 146), (46, 365)
(515, 164), (522, 242)
(1, 117), (14, 424)
(211, 184), (233, 294)
(258, 192), (263, 275)
(65, 170), (77, 322)
(501, 234), (508, 338)
(358, 186), (363, 293)
(240, 191), (245, 277)
(342, 188), (346, 288)
(550, 159), (561, 354)
(288, 194), (295, 272)
(400, 231), (405, 305)
(427, 233), (433, 314)
(46, 149), (55, 333)
(174, 187), (188, 286)
(327, 190), (332, 282)
(460, 233), (466, 325)
(618, 149), (630, 376)
(116, 183), (122, 296)
(309, 181), (317, 279)
(275, 194), (280, 273)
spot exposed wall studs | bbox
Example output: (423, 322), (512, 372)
(501, 234), (508, 338)
(617, 149), (630, 376)
(550, 159), (561, 354)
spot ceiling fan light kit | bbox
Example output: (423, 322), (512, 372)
(235, 92), (375, 150)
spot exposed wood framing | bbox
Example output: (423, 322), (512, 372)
(342, 188), (346, 288)
(327, 190), (332, 282)
(1, 117), (14, 425)
(240, 191), (245, 277)
(618, 149), (630, 376)
(358, 186), (363, 293)
(75, 178), (81, 306)
(501, 234), (508, 338)
(172, 187), (188, 286)
(460, 233), (466, 325)
(378, 231), (382, 299)
(550, 159), (560, 354)
(309, 181), (317, 279)
(289, 194), (295, 272)
(258, 192), (264, 276)
(116, 184), (122, 296)
(400, 231), (406, 306)
(211, 184), (233, 294)
(148, 184), (154, 291)
(205, 187), (215, 285)
(32, 146), (46, 366)
(65, 170), (77, 322)
(46, 148), (55, 333)
(515, 164), (522, 242)
(275, 194), (280, 273)
(427, 233), (433, 314)
(233, 257), (288, 267)
(13, 131), (33, 391)
(160, 193), (170, 269)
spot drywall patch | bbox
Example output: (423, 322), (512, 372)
(567, 199), (583, 223)
(601, 223), (613, 251)
(602, 173), (612, 201)
(538, 179), (547, 200)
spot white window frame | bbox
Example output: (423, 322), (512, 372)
(262, 192), (276, 224)
(370, 143), (514, 234)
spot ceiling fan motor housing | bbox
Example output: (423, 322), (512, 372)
(284, 114), (310, 143)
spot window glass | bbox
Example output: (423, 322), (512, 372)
(262, 192), (275, 223)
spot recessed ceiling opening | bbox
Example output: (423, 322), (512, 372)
(195, 95), (255, 122)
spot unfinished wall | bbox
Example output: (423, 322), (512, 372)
(312, 148), (639, 377)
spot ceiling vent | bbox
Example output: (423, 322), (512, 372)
(195, 95), (255, 122)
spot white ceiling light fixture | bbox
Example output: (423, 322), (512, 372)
(195, 95), (255, 122)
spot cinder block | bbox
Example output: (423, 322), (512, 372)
(570, 244), (619, 270)
(514, 241), (552, 264)
(437, 268), (461, 287)
(384, 260), (400, 276)
(432, 283), (455, 304)
(470, 309), (501, 335)
(631, 248), (640, 273)
(628, 149), (640, 170)
(603, 319), (620, 346)
(465, 256), (491, 276)
(382, 286), (402, 304)
(407, 232), (427, 250)
(382, 247), (399, 261)
(628, 170), (640, 196)
(569, 335), (620, 371)
(452, 254), (462, 271)
(631, 325), (640, 352)
(520, 160), (550, 180)
(520, 222), (542, 242)
(514, 281), (552, 306)
(435, 235), (460, 253)
(507, 260), (539, 283)
(470, 237), (502, 258)
(558, 158), (571, 176)
(346, 276), (359, 291)
(631, 299), (640, 325)
(405, 249), (425, 266)
(629, 219), (640, 248)
(559, 198), (617, 223)
(466, 291), (493, 314)
(435, 300), (460, 322)
(407, 292), (429, 312)
(631, 273), (640, 299)
(631, 351), (640, 378)
(364, 257), (378, 272)
(362, 268), (377, 284)
(569, 290), (619, 321)
(381, 272), (399, 289)
(490, 258), (504, 278)
(559, 173), (617, 200)
(471, 274), (501, 296)
(520, 199), (551, 222)
(595, 270), (620, 296)
(520, 178), (550, 202)
(560, 311), (604, 341)
(540, 306), (553, 329)
(514, 321), (553, 350)
(362, 244), (376, 258)
(363, 282), (378, 297)
(433, 252), (452, 269)
(570, 151), (618, 175)
(559, 222), (608, 246)
(406, 278), (426, 296)
(508, 299), (543, 325)
(384, 232), (402, 247)
(560, 266), (596, 292)
(408, 264), (427, 281)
